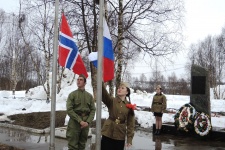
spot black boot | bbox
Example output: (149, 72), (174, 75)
(154, 129), (159, 135)
(157, 129), (161, 135)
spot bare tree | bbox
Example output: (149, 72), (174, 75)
(0, 9), (8, 90)
(0, 10), (39, 91)
(214, 28), (225, 99)
(167, 72), (178, 95)
(177, 78), (190, 95)
(188, 36), (217, 88)
(19, 0), (55, 101)
(139, 73), (147, 90)
(187, 30), (225, 99)
(0, 9), (6, 44)
(109, 0), (184, 90)
(2, 13), (23, 95)
(64, 0), (184, 91)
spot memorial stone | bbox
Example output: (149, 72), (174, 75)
(190, 65), (211, 117)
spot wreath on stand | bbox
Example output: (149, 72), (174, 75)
(174, 103), (196, 132)
(194, 112), (212, 136)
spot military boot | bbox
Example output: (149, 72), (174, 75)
(154, 129), (159, 135)
(157, 129), (161, 135)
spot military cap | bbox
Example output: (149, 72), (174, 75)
(120, 82), (130, 88)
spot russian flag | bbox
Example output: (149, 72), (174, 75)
(88, 18), (114, 82)
(58, 13), (88, 78)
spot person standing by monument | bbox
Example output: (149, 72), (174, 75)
(151, 85), (167, 135)
(66, 74), (96, 150)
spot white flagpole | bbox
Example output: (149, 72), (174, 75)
(50, 0), (59, 149)
(95, 0), (104, 149)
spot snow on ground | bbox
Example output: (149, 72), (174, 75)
(0, 70), (225, 129)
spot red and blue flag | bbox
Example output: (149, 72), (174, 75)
(58, 13), (88, 78)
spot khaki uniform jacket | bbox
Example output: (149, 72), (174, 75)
(151, 94), (167, 113)
(101, 86), (135, 144)
(66, 89), (96, 124)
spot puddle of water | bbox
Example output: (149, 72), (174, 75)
(0, 127), (91, 150)
(126, 130), (225, 150)
(1, 127), (225, 150)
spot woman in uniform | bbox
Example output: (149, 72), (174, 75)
(151, 85), (167, 135)
(101, 82), (135, 150)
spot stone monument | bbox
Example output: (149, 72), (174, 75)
(190, 64), (211, 117)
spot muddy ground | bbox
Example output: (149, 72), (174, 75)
(0, 143), (23, 150)
(7, 111), (67, 129)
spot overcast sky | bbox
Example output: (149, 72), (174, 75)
(185, 0), (225, 44)
(1, 0), (225, 78)
(132, 0), (225, 78)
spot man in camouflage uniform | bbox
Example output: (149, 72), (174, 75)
(66, 74), (96, 150)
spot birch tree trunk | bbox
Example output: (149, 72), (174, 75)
(89, 0), (98, 101)
(11, 49), (17, 96)
(91, 66), (97, 101)
(10, 14), (19, 96)
(44, 3), (51, 102)
(57, 67), (65, 94)
(115, 0), (124, 92)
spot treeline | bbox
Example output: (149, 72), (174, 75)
(0, 0), (184, 99)
(126, 26), (225, 97)
(187, 33), (225, 89)
(130, 73), (190, 95)
(186, 30), (225, 99)
(0, 0), (224, 99)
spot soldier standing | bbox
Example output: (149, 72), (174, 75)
(66, 74), (96, 150)
(101, 82), (135, 150)
(151, 85), (167, 135)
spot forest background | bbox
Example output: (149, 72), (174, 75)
(0, 0), (225, 99)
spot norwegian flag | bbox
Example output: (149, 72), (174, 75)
(58, 13), (88, 78)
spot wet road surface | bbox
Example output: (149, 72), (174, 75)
(1, 127), (225, 150)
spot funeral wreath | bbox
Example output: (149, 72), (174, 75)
(174, 103), (196, 132)
(194, 112), (212, 136)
